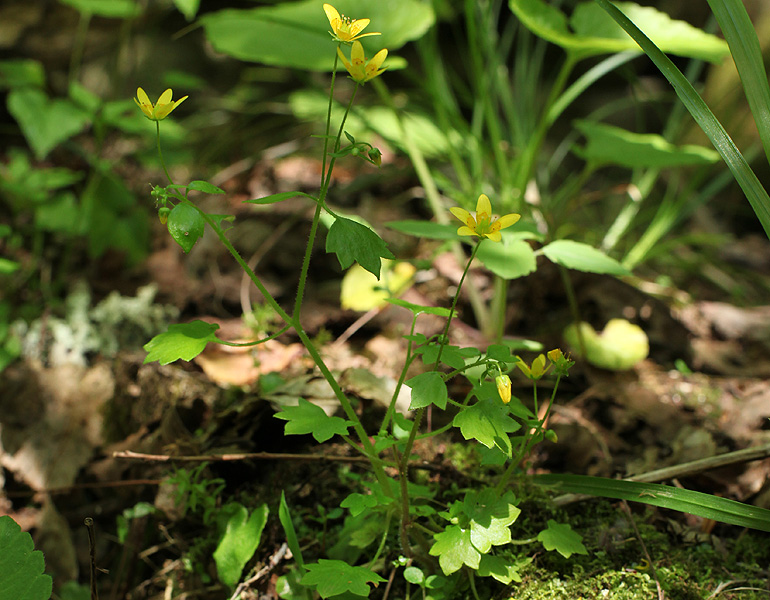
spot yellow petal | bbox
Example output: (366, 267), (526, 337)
(323, 4), (340, 26)
(532, 354), (546, 377)
(450, 206), (471, 223)
(457, 226), (478, 237)
(337, 46), (353, 73)
(351, 41), (365, 64)
(496, 213), (520, 229)
(368, 48), (388, 70)
(485, 231), (502, 242)
(157, 89), (173, 105)
(136, 87), (151, 105)
(349, 18), (370, 36)
(476, 193), (492, 216)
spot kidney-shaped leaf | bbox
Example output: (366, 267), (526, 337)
(574, 120), (719, 168)
(541, 240), (630, 276)
(201, 0), (434, 70)
(510, 0), (728, 63)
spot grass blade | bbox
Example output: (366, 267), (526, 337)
(706, 0), (770, 165)
(593, 0), (770, 240)
(536, 473), (770, 532)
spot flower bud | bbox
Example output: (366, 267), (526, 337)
(495, 374), (512, 404)
(158, 207), (171, 225)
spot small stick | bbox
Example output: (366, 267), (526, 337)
(228, 543), (288, 600)
(85, 518), (99, 600)
(113, 449), (372, 463)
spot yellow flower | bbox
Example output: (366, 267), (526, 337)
(515, 354), (550, 380)
(449, 194), (520, 242)
(134, 88), (188, 121)
(337, 41), (388, 84)
(495, 374), (512, 404)
(323, 4), (380, 43)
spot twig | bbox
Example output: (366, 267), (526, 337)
(229, 543), (288, 600)
(113, 449), (372, 463)
(85, 517), (99, 600)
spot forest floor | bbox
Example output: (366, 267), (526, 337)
(2, 149), (770, 599)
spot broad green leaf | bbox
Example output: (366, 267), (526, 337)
(536, 473), (770, 532)
(403, 566), (424, 585)
(477, 554), (526, 584)
(0, 59), (45, 89)
(326, 216), (394, 279)
(167, 203), (205, 253)
(213, 503), (269, 587)
(574, 120), (719, 168)
(540, 239), (630, 276)
(0, 515), (53, 600)
(386, 298), (452, 318)
(173, 0), (199, 21)
(143, 320), (221, 365)
(244, 191), (315, 205)
(564, 318), (649, 370)
(274, 398), (350, 443)
(385, 220), (459, 240)
(80, 172), (148, 265)
(429, 525), (480, 575)
(35, 193), (80, 234)
(340, 493), (379, 517)
(453, 398), (520, 457)
(275, 568), (309, 600)
(510, 0), (728, 62)
(7, 88), (90, 159)
(59, 0), (141, 17)
(464, 489), (521, 553)
(68, 82), (101, 115)
(416, 343), (474, 371)
(201, 0), (434, 70)
(486, 344), (519, 365)
(188, 180), (225, 195)
(406, 372), (448, 410)
(537, 520), (588, 558)
(477, 239), (536, 280)
(279, 492), (305, 570)
(340, 260), (415, 311)
(0, 258), (20, 275)
(593, 0), (770, 239)
(300, 559), (385, 599)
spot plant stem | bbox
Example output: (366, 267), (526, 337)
(396, 242), (482, 553)
(155, 121), (174, 185)
(293, 77), (358, 322)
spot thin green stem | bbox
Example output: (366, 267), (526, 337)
(372, 78), (490, 332)
(293, 81), (358, 321)
(189, 204), (391, 493)
(378, 315), (419, 437)
(558, 264), (586, 357)
(321, 51), (340, 186)
(156, 121), (174, 185)
(396, 242), (482, 553)
(69, 11), (91, 86)
(513, 54), (577, 202)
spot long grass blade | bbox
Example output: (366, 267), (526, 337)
(593, 0), (770, 240)
(706, 0), (770, 166)
(536, 473), (770, 532)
